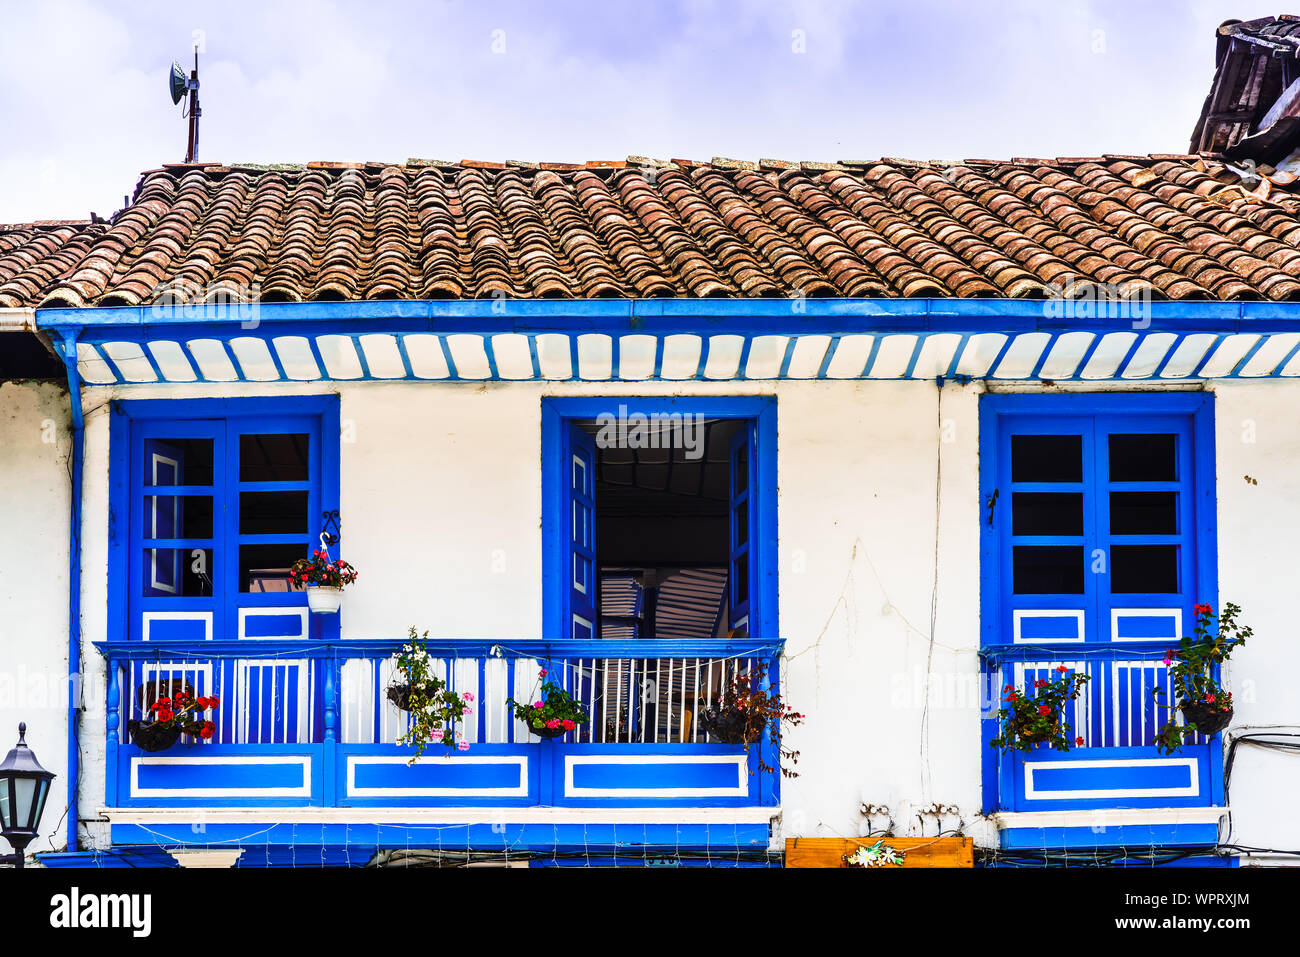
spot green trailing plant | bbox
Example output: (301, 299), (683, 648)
(508, 668), (589, 738)
(388, 627), (471, 762)
(989, 665), (1090, 754)
(1152, 602), (1250, 754)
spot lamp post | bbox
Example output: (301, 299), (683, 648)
(0, 723), (55, 869)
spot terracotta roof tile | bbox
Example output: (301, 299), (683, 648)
(5, 155), (1300, 309)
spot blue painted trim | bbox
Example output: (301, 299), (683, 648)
(540, 396), (778, 643)
(95, 638), (784, 660)
(55, 331), (84, 852)
(103, 821), (774, 850)
(979, 392), (1220, 818)
(109, 394), (342, 643)
(34, 298), (1300, 331)
(1000, 822), (1221, 850)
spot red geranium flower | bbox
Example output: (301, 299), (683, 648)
(1037, 705), (1051, 716)
(1075, 736), (1085, 746)
(157, 708), (174, 722)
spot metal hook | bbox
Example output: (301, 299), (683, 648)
(319, 510), (341, 551)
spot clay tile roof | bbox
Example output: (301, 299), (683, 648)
(5, 153), (1300, 310)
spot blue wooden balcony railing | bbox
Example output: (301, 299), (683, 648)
(95, 638), (784, 810)
(980, 644), (1223, 814)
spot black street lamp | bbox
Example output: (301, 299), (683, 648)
(0, 724), (55, 869)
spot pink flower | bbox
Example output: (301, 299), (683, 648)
(458, 740), (470, 751)
(463, 692), (475, 702)
(1162, 655), (1172, 666)
(533, 701), (544, 709)
(431, 730), (443, 740)
(464, 708), (473, 715)
(546, 719), (561, 729)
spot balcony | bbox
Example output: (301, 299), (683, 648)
(96, 638), (783, 811)
(982, 645), (1227, 848)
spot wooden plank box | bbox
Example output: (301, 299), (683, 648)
(784, 836), (974, 868)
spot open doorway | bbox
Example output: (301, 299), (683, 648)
(578, 416), (743, 643)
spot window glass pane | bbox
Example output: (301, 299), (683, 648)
(1013, 545), (1084, 594)
(1012, 492), (1083, 536)
(239, 433), (309, 482)
(239, 491), (309, 535)
(1111, 545), (1179, 593)
(143, 495), (213, 539)
(733, 504), (749, 547)
(143, 548), (213, 597)
(733, 443), (748, 495)
(241, 543), (308, 592)
(1011, 435), (1082, 482)
(732, 557), (749, 606)
(1109, 492), (1178, 535)
(1109, 434), (1176, 482)
(144, 438), (213, 486)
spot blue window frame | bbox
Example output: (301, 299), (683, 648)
(109, 396), (342, 642)
(540, 397), (778, 642)
(979, 393), (1222, 828)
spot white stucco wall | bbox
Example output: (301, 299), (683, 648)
(0, 380), (71, 857)
(56, 375), (1300, 861)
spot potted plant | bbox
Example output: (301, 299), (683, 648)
(388, 628), (472, 761)
(989, 665), (1089, 754)
(1153, 602), (1250, 753)
(127, 690), (219, 753)
(697, 663), (803, 777)
(508, 668), (589, 739)
(290, 549), (357, 614)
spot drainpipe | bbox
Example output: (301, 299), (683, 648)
(0, 309), (82, 851)
(54, 327), (84, 854)
(0, 308), (34, 330)
(1, 310), (83, 853)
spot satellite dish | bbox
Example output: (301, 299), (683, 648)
(169, 62), (188, 105)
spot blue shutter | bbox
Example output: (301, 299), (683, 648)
(568, 423), (598, 640)
(727, 423), (755, 635)
(143, 439), (185, 597)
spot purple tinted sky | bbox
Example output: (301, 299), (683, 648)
(0, 0), (1274, 221)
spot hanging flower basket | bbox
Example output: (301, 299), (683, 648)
(386, 682), (416, 712)
(386, 679), (451, 713)
(1010, 718), (1058, 747)
(1153, 603), (1249, 753)
(291, 550), (357, 615)
(306, 585), (344, 615)
(388, 628), (473, 760)
(1179, 699), (1233, 737)
(127, 689), (219, 752)
(508, 668), (587, 742)
(989, 667), (1089, 754)
(518, 722), (568, 740)
(127, 720), (182, 753)
(698, 707), (757, 746)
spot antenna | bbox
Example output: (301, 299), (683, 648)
(169, 46), (202, 163)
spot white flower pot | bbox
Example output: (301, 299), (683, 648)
(307, 585), (343, 614)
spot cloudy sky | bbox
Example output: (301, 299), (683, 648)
(0, 0), (1273, 222)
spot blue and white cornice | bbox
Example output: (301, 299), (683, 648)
(36, 298), (1300, 386)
